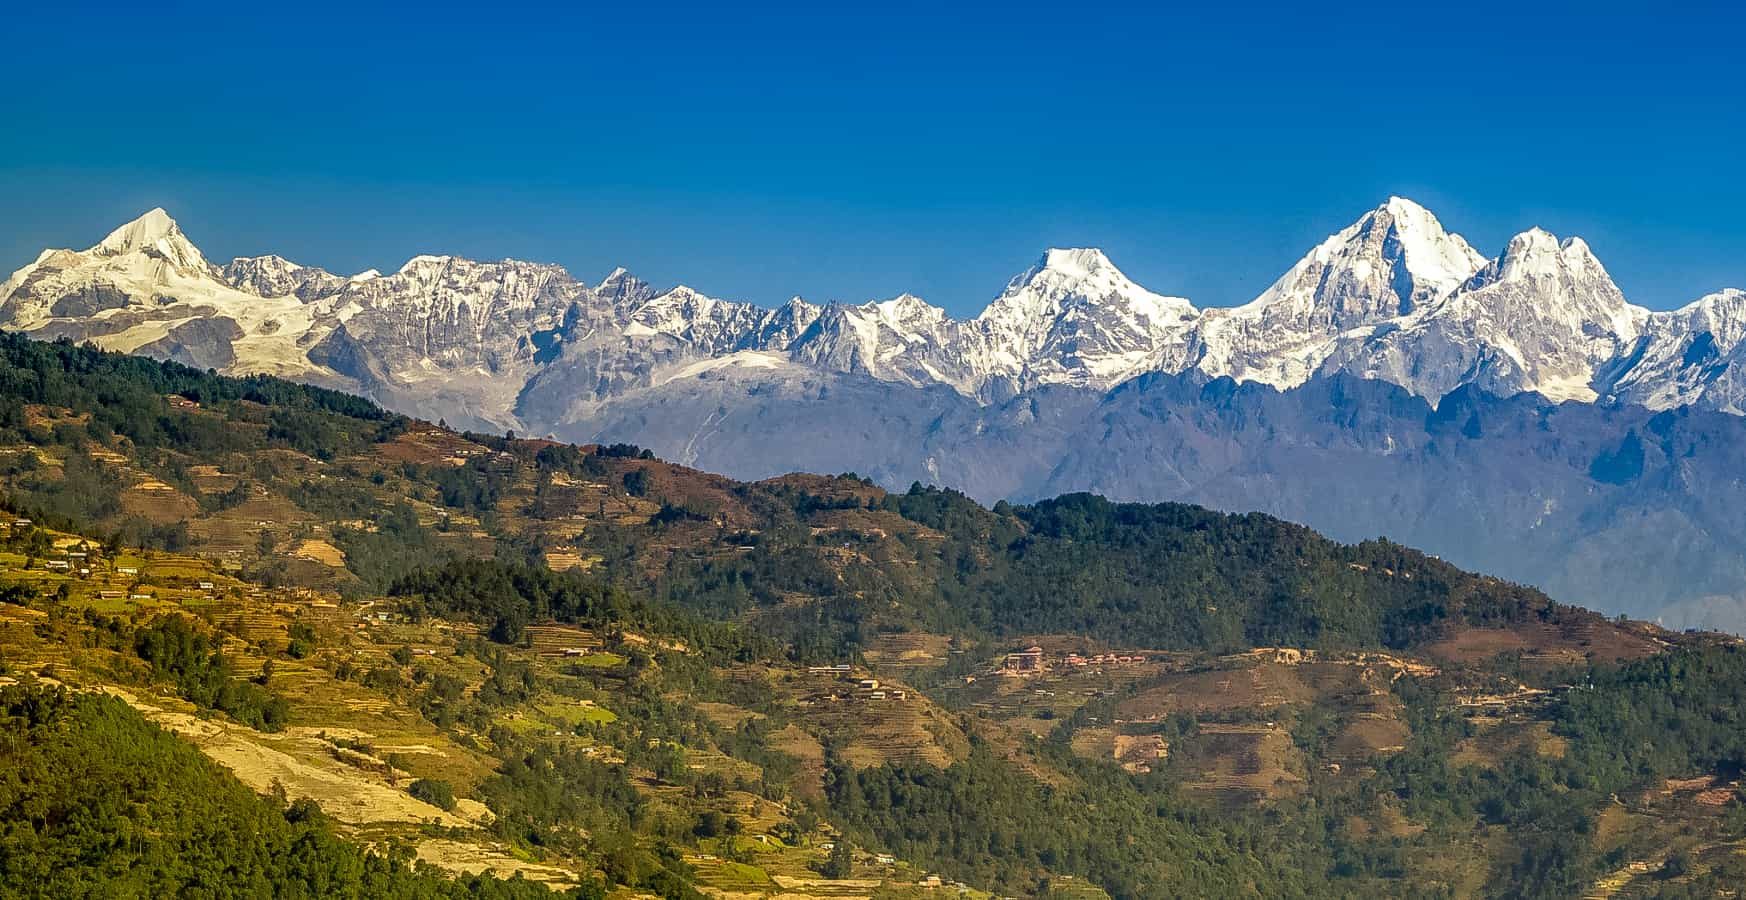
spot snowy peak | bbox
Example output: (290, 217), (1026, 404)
(992, 247), (1150, 300)
(221, 254), (346, 301)
(6, 201), (1746, 428)
(969, 248), (1198, 392)
(1665, 288), (1746, 365)
(1680, 287), (1746, 327)
(91, 208), (209, 272)
(837, 292), (953, 351)
(745, 296), (822, 350)
(1477, 228), (1609, 286)
(94, 208), (178, 254)
(1603, 288), (1746, 413)
(870, 292), (949, 330)
(639, 285), (715, 316)
(1236, 196), (1485, 325)
(1560, 236), (1604, 274)
(395, 254), (453, 277)
(625, 285), (765, 353)
(1036, 247), (1118, 280)
(1333, 226), (1647, 404)
(1189, 197), (1487, 391)
(1468, 229), (1544, 287)
(228, 252), (303, 274)
(980, 247), (1194, 334)
(1457, 228), (1640, 335)
(784, 292), (963, 391)
(594, 266), (657, 309)
(1376, 197), (1489, 301)
(784, 246), (1199, 398)
(1646, 289), (1746, 354)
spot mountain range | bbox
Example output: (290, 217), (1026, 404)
(5, 200), (1746, 630)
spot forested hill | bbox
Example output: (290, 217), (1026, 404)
(875, 488), (1568, 651)
(9, 332), (1746, 898)
(0, 331), (1596, 661)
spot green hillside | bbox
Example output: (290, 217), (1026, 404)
(0, 333), (1743, 898)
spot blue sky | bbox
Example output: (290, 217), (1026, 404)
(2, 1), (1741, 313)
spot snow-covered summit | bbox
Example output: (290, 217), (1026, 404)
(1231, 196), (1483, 325)
(84, 208), (211, 275)
(1602, 288), (1746, 413)
(3, 201), (1741, 430)
(593, 266), (658, 309)
(1475, 228), (1608, 288)
(221, 254), (348, 300)
(1190, 196), (1486, 389)
(873, 292), (948, 328)
(979, 247), (1193, 335)
(93, 208), (202, 264)
(966, 247), (1198, 391)
(625, 285), (768, 353)
(1328, 225), (1647, 403)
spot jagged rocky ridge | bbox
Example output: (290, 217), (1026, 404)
(5, 201), (1746, 629)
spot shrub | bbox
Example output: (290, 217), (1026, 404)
(408, 777), (457, 812)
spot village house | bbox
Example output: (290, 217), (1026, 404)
(1002, 645), (1044, 674)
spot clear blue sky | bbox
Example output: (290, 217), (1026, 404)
(3, 1), (1741, 313)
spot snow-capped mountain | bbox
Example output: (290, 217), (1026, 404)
(221, 255), (358, 300)
(971, 248), (1200, 396)
(0, 209), (324, 376)
(1326, 227), (1647, 403)
(783, 248), (1200, 400)
(1602, 288), (1746, 414)
(3, 200), (1742, 434)
(624, 285), (769, 354)
(787, 293), (965, 391)
(745, 297), (824, 351)
(1191, 197), (1488, 389)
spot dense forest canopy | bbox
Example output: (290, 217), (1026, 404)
(611, 481), (1576, 658)
(0, 686), (597, 898)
